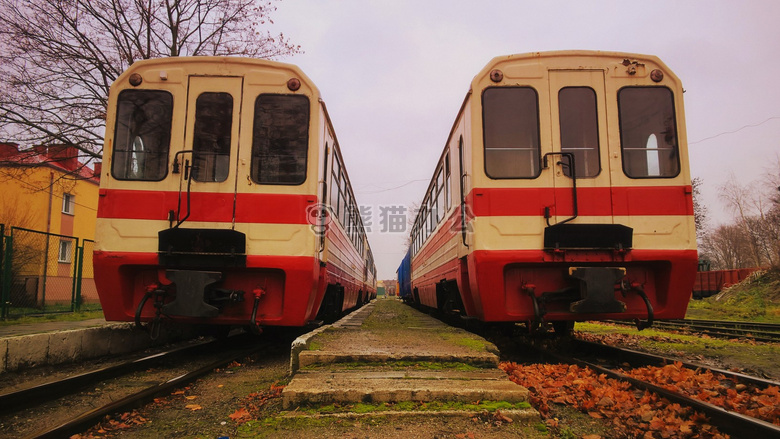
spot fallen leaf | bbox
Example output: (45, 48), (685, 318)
(185, 404), (202, 411)
(229, 407), (252, 422)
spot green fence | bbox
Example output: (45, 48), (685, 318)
(1, 225), (100, 319)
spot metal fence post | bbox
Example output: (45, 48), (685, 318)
(1, 233), (11, 320)
(74, 241), (84, 311)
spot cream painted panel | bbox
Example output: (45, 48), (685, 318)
(472, 215), (695, 251)
(96, 219), (314, 256)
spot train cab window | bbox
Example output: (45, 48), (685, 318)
(618, 87), (680, 178)
(559, 87), (600, 177)
(112, 90), (172, 181)
(482, 87), (541, 179)
(192, 92), (233, 182)
(251, 94), (309, 184)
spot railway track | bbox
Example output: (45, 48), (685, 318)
(537, 338), (780, 437)
(0, 333), (272, 439)
(605, 318), (780, 342)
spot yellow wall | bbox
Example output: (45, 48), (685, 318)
(0, 162), (99, 240)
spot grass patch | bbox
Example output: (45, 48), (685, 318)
(360, 299), (433, 330)
(0, 310), (104, 326)
(306, 340), (323, 351)
(294, 399), (532, 415)
(687, 269), (780, 323)
(301, 360), (484, 372)
(441, 333), (492, 352)
(576, 321), (780, 375)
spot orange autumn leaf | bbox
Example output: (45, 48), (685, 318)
(185, 404), (202, 411)
(229, 407), (252, 422)
(648, 417), (668, 431)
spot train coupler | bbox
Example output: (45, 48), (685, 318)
(162, 270), (221, 318)
(568, 267), (627, 314)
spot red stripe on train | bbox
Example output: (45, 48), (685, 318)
(468, 186), (693, 217)
(97, 189), (317, 224)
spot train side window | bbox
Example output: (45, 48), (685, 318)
(482, 87), (541, 179)
(339, 177), (349, 225)
(559, 87), (600, 177)
(192, 92), (232, 182)
(112, 89), (172, 181)
(435, 167), (445, 223)
(251, 94), (310, 184)
(428, 192), (436, 233)
(444, 152), (451, 211)
(618, 87), (680, 178)
(330, 155), (341, 217)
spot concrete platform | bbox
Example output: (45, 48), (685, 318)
(0, 319), (197, 373)
(282, 299), (531, 410)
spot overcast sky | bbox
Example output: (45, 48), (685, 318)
(268, 0), (780, 280)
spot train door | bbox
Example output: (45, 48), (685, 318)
(546, 70), (613, 225)
(180, 76), (244, 226)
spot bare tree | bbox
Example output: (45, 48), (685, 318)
(0, 0), (300, 165)
(719, 174), (767, 267)
(713, 158), (780, 269)
(762, 155), (780, 268)
(700, 223), (752, 270)
(691, 176), (708, 242)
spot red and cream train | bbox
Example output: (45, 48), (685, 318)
(401, 51), (698, 332)
(94, 57), (375, 334)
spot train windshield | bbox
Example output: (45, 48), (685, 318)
(251, 94), (309, 185)
(559, 87), (600, 177)
(618, 87), (680, 178)
(192, 92), (233, 182)
(482, 87), (541, 179)
(112, 90), (173, 181)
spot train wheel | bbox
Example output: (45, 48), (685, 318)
(199, 324), (233, 340)
(552, 321), (575, 336)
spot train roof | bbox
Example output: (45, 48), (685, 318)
(113, 56), (322, 99)
(472, 50), (679, 88)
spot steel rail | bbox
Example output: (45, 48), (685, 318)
(0, 338), (218, 413)
(572, 339), (780, 389)
(543, 340), (780, 437)
(26, 339), (268, 439)
(604, 319), (780, 343)
(566, 355), (780, 437)
(666, 319), (780, 332)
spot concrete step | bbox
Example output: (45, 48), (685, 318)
(282, 299), (534, 416)
(282, 369), (529, 409)
(297, 350), (498, 368)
